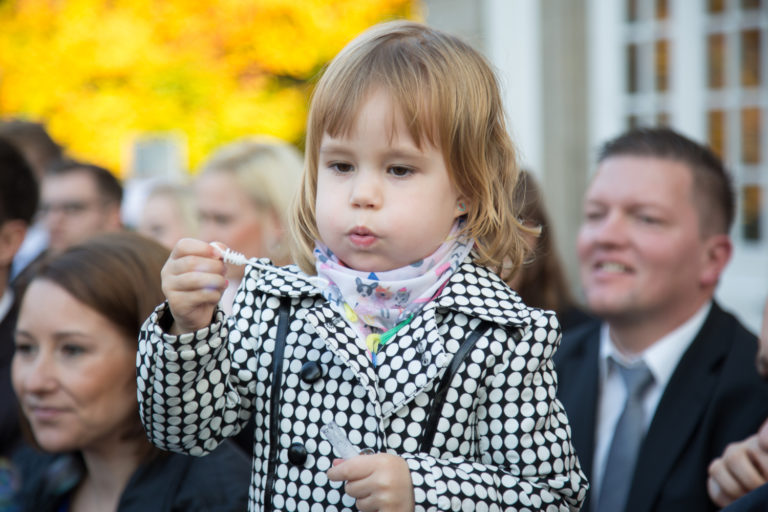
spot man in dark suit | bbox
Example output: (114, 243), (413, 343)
(555, 128), (768, 512)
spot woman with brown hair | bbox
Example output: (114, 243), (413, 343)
(10, 232), (249, 512)
(507, 170), (592, 330)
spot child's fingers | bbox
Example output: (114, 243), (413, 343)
(170, 237), (220, 260)
(165, 252), (226, 277)
(327, 457), (369, 482)
(351, 494), (377, 512)
(165, 268), (226, 290)
(343, 478), (374, 500)
(160, 238), (229, 334)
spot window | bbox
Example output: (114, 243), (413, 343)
(623, 0), (672, 128)
(704, 0), (766, 243)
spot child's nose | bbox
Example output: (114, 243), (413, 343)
(349, 172), (381, 209)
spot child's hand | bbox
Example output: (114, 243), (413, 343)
(327, 453), (414, 512)
(161, 238), (227, 334)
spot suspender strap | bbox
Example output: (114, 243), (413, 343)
(419, 320), (491, 453)
(263, 298), (290, 512)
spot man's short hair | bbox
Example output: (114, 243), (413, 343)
(0, 119), (63, 175)
(0, 137), (38, 225)
(598, 128), (734, 235)
(46, 159), (123, 205)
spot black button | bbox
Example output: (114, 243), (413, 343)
(287, 442), (308, 466)
(300, 361), (323, 384)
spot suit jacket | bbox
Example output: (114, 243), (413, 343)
(12, 441), (250, 512)
(555, 302), (768, 512)
(0, 295), (21, 457)
(723, 482), (768, 512)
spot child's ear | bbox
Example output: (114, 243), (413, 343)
(454, 198), (468, 217)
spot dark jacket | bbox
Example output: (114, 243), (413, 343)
(12, 441), (249, 512)
(723, 482), (768, 511)
(554, 303), (768, 512)
(137, 257), (588, 511)
(0, 297), (21, 458)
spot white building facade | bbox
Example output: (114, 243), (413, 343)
(423, 0), (768, 330)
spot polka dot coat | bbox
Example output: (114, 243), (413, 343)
(137, 257), (588, 511)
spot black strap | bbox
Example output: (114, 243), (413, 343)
(263, 299), (290, 512)
(419, 320), (491, 453)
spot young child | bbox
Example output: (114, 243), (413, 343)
(137, 20), (588, 512)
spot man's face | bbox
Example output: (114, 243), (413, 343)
(577, 155), (715, 324)
(40, 171), (119, 252)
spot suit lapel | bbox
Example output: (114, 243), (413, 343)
(627, 305), (730, 512)
(555, 321), (601, 482)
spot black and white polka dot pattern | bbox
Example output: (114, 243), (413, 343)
(137, 257), (588, 511)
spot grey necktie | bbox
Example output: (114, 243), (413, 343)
(595, 359), (654, 512)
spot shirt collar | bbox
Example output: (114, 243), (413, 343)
(599, 301), (712, 389)
(0, 287), (14, 323)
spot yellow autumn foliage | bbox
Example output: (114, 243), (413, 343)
(0, 0), (419, 176)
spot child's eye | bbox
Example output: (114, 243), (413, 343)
(330, 162), (354, 174)
(388, 165), (413, 177)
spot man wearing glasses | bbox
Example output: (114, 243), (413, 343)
(39, 160), (123, 254)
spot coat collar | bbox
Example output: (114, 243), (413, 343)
(245, 259), (325, 298)
(248, 256), (531, 328)
(435, 258), (529, 327)
(248, 257), (536, 420)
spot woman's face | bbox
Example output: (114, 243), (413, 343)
(137, 193), (192, 250)
(195, 172), (280, 273)
(12, 280), (139, 454)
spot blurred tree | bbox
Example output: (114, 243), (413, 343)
(0, 0), (418, 175)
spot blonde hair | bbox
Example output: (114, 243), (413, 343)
(144, 181), (198, 235)
(200, 135), (303, 264)
(291, 20), (527, 280)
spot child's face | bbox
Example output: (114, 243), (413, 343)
(315, 89), (463, 272)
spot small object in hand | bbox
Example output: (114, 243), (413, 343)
(320, 421), (374, 459)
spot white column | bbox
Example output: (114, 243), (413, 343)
(587, 0), (624, 161)
(670, 0), (705, 140)
(482, 0), (542, 178)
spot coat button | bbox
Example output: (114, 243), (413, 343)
(287, 442), (308, 466)
(300, 361), (323, 384)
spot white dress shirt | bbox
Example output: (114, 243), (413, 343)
(0, 287), (13, 324)
(591, 301), (712, 501)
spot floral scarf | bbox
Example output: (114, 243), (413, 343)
(314, 224), (474, 365)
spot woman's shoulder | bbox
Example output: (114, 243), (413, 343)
(123, 441), (250, 512)
(11, 447), (83, 512)
(171, 441), (250, 511)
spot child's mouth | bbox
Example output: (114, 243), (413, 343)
(348, 227), (377, 247)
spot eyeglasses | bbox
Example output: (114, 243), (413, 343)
(38, 199), (108, 217)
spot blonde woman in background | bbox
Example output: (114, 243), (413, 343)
(137, 182), (198, 250)
(195, 136), (303, 313)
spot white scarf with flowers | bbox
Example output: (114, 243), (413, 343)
(314, 224), (473, 363)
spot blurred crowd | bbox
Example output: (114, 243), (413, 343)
(0, 119), (308, 511)
(2, 107), (768, 512)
